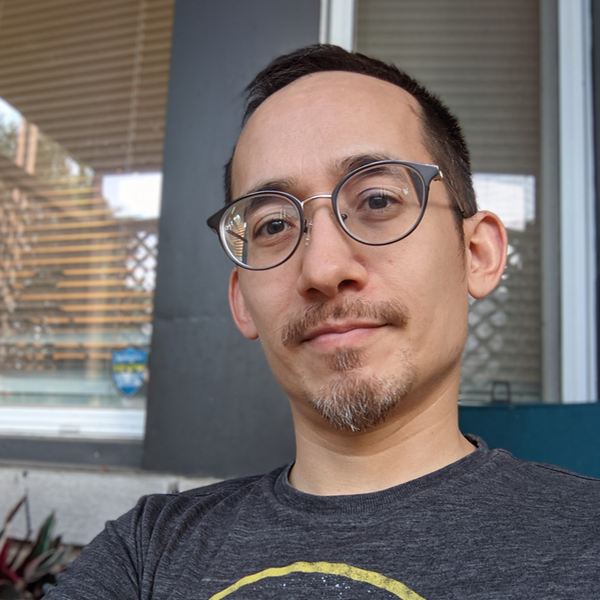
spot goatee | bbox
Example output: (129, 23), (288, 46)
(308, 371), (416, 432)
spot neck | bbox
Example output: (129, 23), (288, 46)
(288, 385), (474, 496)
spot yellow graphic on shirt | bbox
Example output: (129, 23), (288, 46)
(208, 561), (427, 599)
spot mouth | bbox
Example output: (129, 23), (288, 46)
(280, 300), (410, 348)
(303, 321), (386, 351)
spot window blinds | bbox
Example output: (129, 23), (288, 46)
(0, 0), (173, 174)
(356, 0), (542, 402)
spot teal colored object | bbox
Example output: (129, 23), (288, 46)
(459, 403), (600, 479)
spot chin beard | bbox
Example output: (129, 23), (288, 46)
(308, 371), (415, 432)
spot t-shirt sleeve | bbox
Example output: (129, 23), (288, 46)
(44, 495), (150, 600)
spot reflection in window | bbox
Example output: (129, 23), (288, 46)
(0, 101), (157, 409)
(474, 174), (535, 232)
(461, 174), (539, 403)
(0, 0), (174, 435)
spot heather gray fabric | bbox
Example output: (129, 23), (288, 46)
(46, 438), (600, 599)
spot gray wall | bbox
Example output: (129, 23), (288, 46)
(143, 0), (320, 476)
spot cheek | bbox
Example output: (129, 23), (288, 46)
(239, 273), (293, 343)
(378, 226), (468, 344)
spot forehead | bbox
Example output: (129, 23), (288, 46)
(232, 71), (430, 198)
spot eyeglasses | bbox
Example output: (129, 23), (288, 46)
(207, 159), (465, 271)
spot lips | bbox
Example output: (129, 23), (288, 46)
(302, 321), (384, 343)
(304, 324), (384, 352)
(281, 299), (410, 347)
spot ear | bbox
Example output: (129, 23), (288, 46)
(463, 211), (508, 299)
(228, 268), (259, 339)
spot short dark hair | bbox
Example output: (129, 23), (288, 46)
(224, 44), (477, 225)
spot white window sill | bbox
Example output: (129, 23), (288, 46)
(0, 407), (145, 440)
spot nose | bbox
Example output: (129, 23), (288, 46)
(296, 203), (368, 299)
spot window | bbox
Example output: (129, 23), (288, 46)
(355, 0), (548, 403)
(0, 0), (175, 438)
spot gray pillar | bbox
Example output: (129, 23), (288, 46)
(143, 0), (320, 476)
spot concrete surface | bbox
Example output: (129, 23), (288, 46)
(0, 467), (219, 546)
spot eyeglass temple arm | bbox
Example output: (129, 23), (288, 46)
(226, 230), (248, 243)
(437, 172), (471, 219)
(207, 219), (248, 243)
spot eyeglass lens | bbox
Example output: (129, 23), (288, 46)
(221, 163), (426, 269)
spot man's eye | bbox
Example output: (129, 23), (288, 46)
(264, 219), (286, 235)
(359, 189), (402, 212)
(366, 194), (394, 210)
(254, 217), (290, 238)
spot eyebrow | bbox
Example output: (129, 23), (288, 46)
(238, 152), (403, 198)
(242, 178), (298, 197)
(330, 152), (401, 179)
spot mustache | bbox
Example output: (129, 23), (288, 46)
(281, 300), (410, 347)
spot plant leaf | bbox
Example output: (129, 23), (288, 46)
(15, 513), (55, 578)
(3, 497), (26, 527)
(0, 496), (27, 564)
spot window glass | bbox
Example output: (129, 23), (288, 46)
(356, 0), (542, 403)
(0, 0), (174, 434)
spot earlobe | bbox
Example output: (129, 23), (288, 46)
(464, 211), (508, 299)
(229, 269), (259, 340)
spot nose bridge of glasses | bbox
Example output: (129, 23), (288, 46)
(300, 193), (333, 210)
(299, 194), (337, 241)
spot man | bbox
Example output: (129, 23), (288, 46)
(48, 45), (599, 599)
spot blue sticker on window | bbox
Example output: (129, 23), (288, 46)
(112, 347), (148, 397)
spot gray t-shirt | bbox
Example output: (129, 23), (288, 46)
(46, 438), (600, 599)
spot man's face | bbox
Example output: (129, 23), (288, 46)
(229, 71), (471, 431)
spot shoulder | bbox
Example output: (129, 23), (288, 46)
(129, 468), (285, 537)
(490, 447), (600, 487)
(46, 469), (288, 599)
(472, 447), (600, 514)
(72, 469), (287, 583)
(141, 468), (282, 512)
(152, 471), (268, 503)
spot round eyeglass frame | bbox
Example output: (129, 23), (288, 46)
(206, 159), (465, 271)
